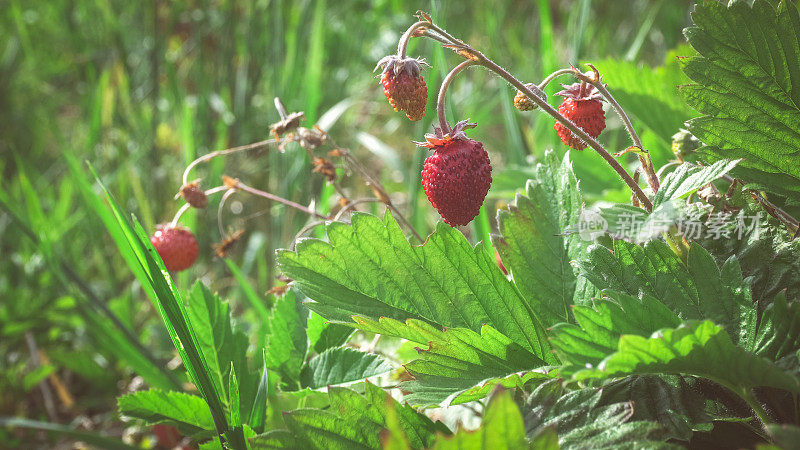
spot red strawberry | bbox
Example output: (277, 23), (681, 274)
(375, 55), (429, 121)
(417, 121), (492, 226)
(150, 225), (199, 272)
(553, 82), (606, 150)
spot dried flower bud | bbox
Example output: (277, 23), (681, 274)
(213, 229), (244, 258)
(222, 175), (239, 190)
(269, 111), (305, 140)
(180, 180), (208, 209)
(312, 157), (337, 182)
(267, 284), (290, 297)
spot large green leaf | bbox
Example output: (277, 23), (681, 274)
(430, 389), (529, 450)
(299, 347), (391, 389)
(523, 380), (677, 449)
(249, 381), (448, 449)
(277, 211), (550, 361)
(750, 292), (800, 363)
(350, 316), (549, 406)
(493, 151), (588, 327)
(680, 0), (800, 198)
(549, 291), (681, 368)
(264, 290), (308, 390)
(652, 159), (739, 207)
(118, 390), (216, 437)
(576, 240), (753, 346)
(598, 375), (714, 442)
(187, 283), (260, 429)
(572, 321), (800, 394)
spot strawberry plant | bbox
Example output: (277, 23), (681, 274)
(4, 0), (800, 449)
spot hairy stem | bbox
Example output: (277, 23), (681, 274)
(182, 138), (277, 187)
(414, 17), (652, 210)
(397, 21), (428, 58)
(227, 178), (331, 220)
(437, 60), (477, 133)
(574, 67), (660, 193)
(537, 68), (575, 90)
(480, 57), (652, 210)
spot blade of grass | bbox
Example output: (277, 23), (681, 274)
(0, 417), (139, 450)
(87, 164), (230, 444)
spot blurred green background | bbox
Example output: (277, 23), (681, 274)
(0, 0), (693, 445)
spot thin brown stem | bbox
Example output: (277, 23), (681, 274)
(397, 21), (428, 58)
(721, 174), (799, 234)
(411, 18), (652, 210)
(479, 57), (652, 210)
(574, 67), (660, 193)
(437, 61), (477, 132)
(182, 138), (277, 186)
(227, 178), (332, 220)
(334, 146), (424, 242)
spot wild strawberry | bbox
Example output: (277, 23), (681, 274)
(179, 180), (208, 209)
(150, 225), (198, 272)
(375, 55), (429, 121)
(417, 121), (492, 226)
(553, 82), (606, 150)
(513, 83), (547, 111)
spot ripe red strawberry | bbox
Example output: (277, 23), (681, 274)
(375, 55), (429, 121)
(417, 121), (492, 226)
(553, 82), (606, 150)
(150, 225), (198, 272)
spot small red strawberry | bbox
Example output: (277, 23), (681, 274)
(417, 121), (492, 226)
(553, 82), (606, 150)
(150, 225), (199, 272)
(375, 55), (429, 121)
(179, 180), (208, 209)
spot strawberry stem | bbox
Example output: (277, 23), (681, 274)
(409, 13), (654, 211)
(397, 21), (428, 59)
(437, 60), (476, 134)
(573, 66), (660, 194)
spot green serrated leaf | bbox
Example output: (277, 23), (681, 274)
(350, 316), (548, 406)
(278, 211), (551, 362)
(249, 381), (447, 449)
(430, 389), (528, 450)
(306, 311), (353, 354)
(573, 321), (799, 394)
(118, 390), (215, 438)
(524, 380), (677, 449)
(681, 0), (800, 198)
(653, 159), (740, 207)
(577, 240), (753, 346)
(265, 290), (308, 389)
(493, 151), (588, 327)
(599, 375), (714, 441)
(299, 347), (391, 389)
(549, 291), (681, 367)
